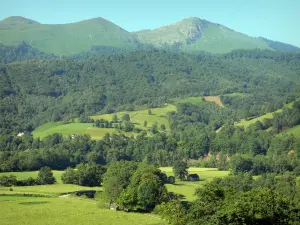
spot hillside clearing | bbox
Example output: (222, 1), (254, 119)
(204, 96), (224, 107)
(170, 96), (203, 105)
(236, 102), (294, 128)
(160, 167), (229, 201)
(33, 104), (176, 140)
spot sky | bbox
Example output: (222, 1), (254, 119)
(0, 0), (299, 47)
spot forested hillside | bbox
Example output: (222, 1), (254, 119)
(1, 48), (300, 135)
(0, 46), (300, 175)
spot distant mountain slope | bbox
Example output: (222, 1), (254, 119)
(259, 37), (300, 52)
(0, 17), (138, 55)
(0, 16), (299, 55)
(134, 17), (271, 53)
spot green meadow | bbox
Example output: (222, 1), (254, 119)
(0, 171), (102, 195)
(170, 96), (203, 105)
(236, 102), (294, 128)
(0, 196), (164, 225)
(0, 167), (228, 224)
(33, 104), (176, 140)
(160, 167), (229, 201)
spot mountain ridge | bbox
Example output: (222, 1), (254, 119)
(0, 16), (299, 55)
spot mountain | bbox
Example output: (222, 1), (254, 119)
(134, 17), (271, 53)
(259, 37), (300, 52)
(0, 17), (138, 55)
(0, 16), (299, 55)
(0, 16), (40, 25)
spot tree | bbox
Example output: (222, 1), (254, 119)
(144, 121), (147, 127)
(37, 167), (56, 184)
(112, 114), (118, 121)
(158, 200), (187, 225)
(122, 113), (130, 122)
(167, 176), (175, 184)
(220, 188), (292, 224)
(160, 124), (166, 131)
(76, 164), (106, 187)
(148, 109), (152, 115)
(173, 161), (188, 181)
(103, 161), (138, 203)
(123, 121), (134, 132)
(151, 123), (158, 134)
(0, 175), (17, 187)
(61, 167), (78, 184)
(118, 163), (168, 211)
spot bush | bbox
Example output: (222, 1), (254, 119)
(37, 167), (56, 185)
(0, 175), (17, 187)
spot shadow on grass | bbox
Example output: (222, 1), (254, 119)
(19, 201), (49, 205)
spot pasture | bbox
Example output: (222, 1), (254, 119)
(0, 196), (164, 225)
(236, 102), (294, 128)
(160, 167), (229, 201)
(171, 96), (203, 105)
(91, 104), (176, 131)
(280, 125), (300, 137)
(0, 171), (102, 195)
(33, 104), (176, 140)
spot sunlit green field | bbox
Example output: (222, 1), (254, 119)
(160, 167), (229, 201)
(91, 104), (176, 131)
(280, 125), (300, 137)
(0, 171), (102, 195)
(236, 102), (294, 128)
(171, 96), (203, 105)
(0, 167), (228, 201)
(33, 104), (176, 140)
(32, 123), (121, 140)
(0, 196), (164, 225)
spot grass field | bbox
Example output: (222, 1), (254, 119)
(0, 196), (164, 225)
(32, 122), (131, 140)
(0, 171), (102, 195)
(33, 104), (176, 140)
(170, 96), (203, 105)
(236, 102), (294, 128)
(160, 167), (229, 201)
(280, 125), (300, 137)
(0, 167), (228, 225)
(203, 96), (224, 107)
(0, 167), (228, 201)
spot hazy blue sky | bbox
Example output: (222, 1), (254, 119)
(1, 0), (299, 47)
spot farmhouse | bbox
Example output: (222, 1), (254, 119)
(187, 174), (200, 181)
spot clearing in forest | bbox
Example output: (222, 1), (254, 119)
(33, 104), (176, 140)
(203, 96), (224, 107)
(160, 167), (229, 201)
(236, 101), (294, 128)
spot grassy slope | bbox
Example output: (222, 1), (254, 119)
(160, 167), (229, 201)
(182, 25), (270, 53)
(33, 104), (176, 140)
(0, 196), (164, 225)
(280, 125), (300, 137)
(170, 96), (203, 105)
(135, 18), (270, 53)
(0, 18), (137, 55)
(236, 102), (294, 128)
